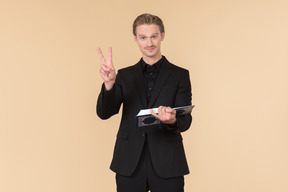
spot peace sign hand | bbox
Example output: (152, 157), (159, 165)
(97, 47), (116, 91)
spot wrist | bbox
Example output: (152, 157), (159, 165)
(104, 80), (115, 91)
(164, 117), (177, 125)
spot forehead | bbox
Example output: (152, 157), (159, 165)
(135, 24), (161, 36)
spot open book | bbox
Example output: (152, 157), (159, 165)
(136, 105), (194, 127)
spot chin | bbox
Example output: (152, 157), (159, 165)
(145, 54), (157, 58)
(145, 51), (157, 57)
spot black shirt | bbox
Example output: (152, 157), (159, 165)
(141, 56), (164, 104)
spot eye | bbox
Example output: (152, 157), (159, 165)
(140, 37), (146, 40)
(152, 36), (157, 39)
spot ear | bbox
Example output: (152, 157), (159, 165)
(133, 35), (137, 42)
(161, 32), (165, 41)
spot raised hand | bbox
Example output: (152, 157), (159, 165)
(97, 47), (116, 91)
(151, 106), (177, 125)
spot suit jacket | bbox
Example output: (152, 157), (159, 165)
(97, 56), (192, 178)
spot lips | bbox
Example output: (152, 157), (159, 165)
(146, 47), (155, 51)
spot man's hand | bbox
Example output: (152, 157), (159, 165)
(97, 47), (116, 91)
(151, 106), (177, 125)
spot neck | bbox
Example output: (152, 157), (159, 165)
(143, 54), (162, 65)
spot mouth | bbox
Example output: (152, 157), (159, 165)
(146, 47), (155, 51)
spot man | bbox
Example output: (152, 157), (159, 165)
(97, 13), (192, 192)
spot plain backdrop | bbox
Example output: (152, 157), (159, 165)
(1, 0), (287, 191)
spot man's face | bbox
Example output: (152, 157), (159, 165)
(134, 24), (165, 61)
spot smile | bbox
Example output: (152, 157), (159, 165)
(146, 47), (155, 51)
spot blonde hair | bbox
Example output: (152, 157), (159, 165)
(132, 13), (165, 36)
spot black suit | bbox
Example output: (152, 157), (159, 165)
(97, 56), (192, 179)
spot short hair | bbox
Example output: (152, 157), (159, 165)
(132, 13), (165, 36)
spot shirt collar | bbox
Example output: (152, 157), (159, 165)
(141, 56), (164, 72)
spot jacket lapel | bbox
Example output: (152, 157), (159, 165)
(131, 61), (148, 108)
(148, 59), (172, 108)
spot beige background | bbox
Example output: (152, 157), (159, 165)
(1, 0), (288, 191)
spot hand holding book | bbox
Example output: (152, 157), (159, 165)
(150, 106), (176, 125)
(136, 105), (194, 127)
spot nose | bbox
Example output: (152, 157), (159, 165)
(147, 38), (153, 46)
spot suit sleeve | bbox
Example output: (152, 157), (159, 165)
(163, 69), (192, 133)
(96, 72), (123, 120)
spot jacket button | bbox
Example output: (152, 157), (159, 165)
(141, 132), (146, 137)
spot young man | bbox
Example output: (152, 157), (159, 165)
(97, 13), (192, 192)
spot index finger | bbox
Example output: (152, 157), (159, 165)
(108, 47), (112, 63)
(151, 109), (159, 119)
(97, 47), (106, 64)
